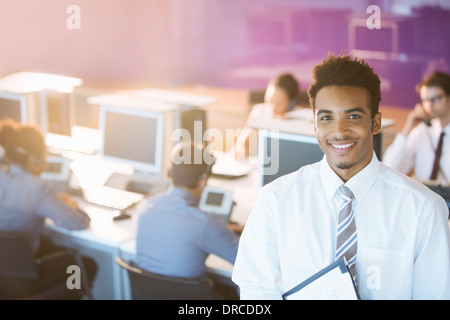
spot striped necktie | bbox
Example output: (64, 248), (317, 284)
(335, 185), (357, 280)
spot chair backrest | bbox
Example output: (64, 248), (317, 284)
(0, 231), (92, 300)
(0, 231), (38, 278)
(115, 257), (217, 300)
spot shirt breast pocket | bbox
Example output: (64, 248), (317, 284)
(357, 246), (412, 300)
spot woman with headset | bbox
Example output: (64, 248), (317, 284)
(234, 73), (306, 161)
(0, 118), (96, 299)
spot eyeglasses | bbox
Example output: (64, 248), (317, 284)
(421, 94), (447, 105)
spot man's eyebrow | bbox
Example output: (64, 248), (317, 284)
(345, 107), (367, 114)
(316, 109), (332, 116)
(316, 107), (367, 116)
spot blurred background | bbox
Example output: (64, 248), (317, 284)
(0, 0), (449, 123)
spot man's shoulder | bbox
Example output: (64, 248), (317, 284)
(261, 161), (321, 193)
(379, 162), (443, 201)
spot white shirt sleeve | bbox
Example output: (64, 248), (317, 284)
(411, 196), (450, 299)
(382, 133), (414, 174)
(232, 189), (284, 300)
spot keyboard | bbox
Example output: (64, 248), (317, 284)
(80, 185), (144, 211)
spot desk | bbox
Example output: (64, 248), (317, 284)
(0, 72), (82, 133)
(43, 167), (259, 300)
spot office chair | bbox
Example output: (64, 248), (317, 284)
(115, 257), (217, 300)
(0, 231), (92, 300)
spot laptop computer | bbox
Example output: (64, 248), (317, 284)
(68, 170), (145, 211)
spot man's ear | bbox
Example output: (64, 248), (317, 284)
(197, 175), (208, 189)
(372, 112), (382, 135)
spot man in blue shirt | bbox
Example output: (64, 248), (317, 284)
(136, 141), (240, 299)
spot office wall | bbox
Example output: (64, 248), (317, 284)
(0, 0), (249, 90)
(0, 0), (449, 109)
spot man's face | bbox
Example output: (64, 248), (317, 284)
(314, 85), (381, 181)
(419, 86), (450, 120)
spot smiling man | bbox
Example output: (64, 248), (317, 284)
(232, 53), (450, 300)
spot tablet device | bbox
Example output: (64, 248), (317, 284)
(199, 186), (234, 223)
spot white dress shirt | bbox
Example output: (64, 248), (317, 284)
(232, 153), (450, 300)
(383, 120), (450, 185)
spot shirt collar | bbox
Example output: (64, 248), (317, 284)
(168, 186), (199, 207)
(9, 164), (26, 175)
(431, 118), (450, 135)
(320, 151), (380, 203)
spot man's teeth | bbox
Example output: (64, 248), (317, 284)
(332, 143), (354, 149)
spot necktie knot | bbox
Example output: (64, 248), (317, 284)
(340, 185), (354, 201)
(340, 185), (354, 197)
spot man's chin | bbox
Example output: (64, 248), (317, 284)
(334, 161), (355, 170)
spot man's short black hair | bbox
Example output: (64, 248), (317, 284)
(170, 141), (214, 189)
(307, 52), (381, 118)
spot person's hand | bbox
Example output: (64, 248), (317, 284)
(58, 192), (79, 210)
(228, 222), (244, 235)
(401, 103), (431, 136)
(273, 113), (291, 120)
(233, 145), (246, 162)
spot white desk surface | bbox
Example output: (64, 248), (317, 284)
(87, 93), (181, 113)
(44, 162), (260, 299)
(87, 87), (219, 113)
(0, 71), (82, 94)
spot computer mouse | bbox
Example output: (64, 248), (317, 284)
(112, 211), (132, 221)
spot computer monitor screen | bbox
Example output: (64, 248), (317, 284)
(99, 105), (164, 175)
(206, 191), (224, 206)
(354, 25), (394, 53)
(259, 130), (324, 187)
(349, 19), (398, 60)
(0, 92), (26, 123)
(259, 130), (384, 187)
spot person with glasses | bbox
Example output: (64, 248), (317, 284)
(383, 71), (450, 185)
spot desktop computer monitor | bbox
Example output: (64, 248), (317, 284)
(0, 92), (27, 123)
(258, 130), (324, 187)
(258, 130), (384, 187)
(99, 105), (165, 176)
(0, 90), (73, 138)
(348, 17), (398, 60)
(45, 89), (74, 136)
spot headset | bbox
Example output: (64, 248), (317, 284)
(14, 146), (42, 168)
(167, 154), (215, 182)
(287, 99), (296, 112)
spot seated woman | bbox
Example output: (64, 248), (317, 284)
(0, 118), (97, 299)
(234, 73), (308, 161)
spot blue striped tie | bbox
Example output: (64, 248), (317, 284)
(335, 185), (357, 280)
